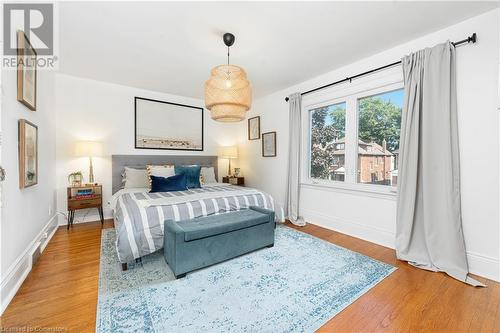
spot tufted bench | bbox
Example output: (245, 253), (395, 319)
(164, 206), (275, 278)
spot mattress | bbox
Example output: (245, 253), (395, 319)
(110, 183), (284, 264)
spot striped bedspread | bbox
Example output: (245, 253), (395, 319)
(112, 184), (284, 264)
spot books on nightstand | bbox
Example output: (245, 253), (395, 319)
(74, 188), (96, 200)
(74, 194), (98, 200)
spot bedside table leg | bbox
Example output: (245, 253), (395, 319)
(67, 210), (73, 229)
(98, 207), (104, 224)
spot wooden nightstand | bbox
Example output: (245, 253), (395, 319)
(67, 184), (104, 229)
(222, 176), (244, 186)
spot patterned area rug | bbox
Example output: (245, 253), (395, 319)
(96, 226), (395, 332)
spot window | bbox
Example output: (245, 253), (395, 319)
(357, 89), (403, 186)
(309, 102), (346, 182)
(305, 78), (403, 194)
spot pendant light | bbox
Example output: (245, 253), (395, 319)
(205, 33), (252, 122)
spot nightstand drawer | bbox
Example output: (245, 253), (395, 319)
(68, 198), (101, 210)
(222, 176), (244, 186)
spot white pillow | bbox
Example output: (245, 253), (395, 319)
(123, 167), (150, 189)
(146, 165), (175, 185)
(201, 166), (217, 184)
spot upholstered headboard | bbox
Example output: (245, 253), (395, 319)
(111, 155), (218, 194)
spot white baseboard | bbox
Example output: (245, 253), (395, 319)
(0, 215), (59, 315)
(301, 208), (395, 249)
(467, 252), (500, 282)
(301, 208), (500, 282)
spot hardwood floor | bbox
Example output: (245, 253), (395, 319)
(1, 220), (499, 332)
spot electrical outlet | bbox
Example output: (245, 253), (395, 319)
(48, 205), (52, 216)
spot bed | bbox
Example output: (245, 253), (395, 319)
(110, 155), (284, 268)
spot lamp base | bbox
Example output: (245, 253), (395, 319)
(89, 156), (95, 184)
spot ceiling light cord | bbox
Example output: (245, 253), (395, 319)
(226, 46), (231, 80)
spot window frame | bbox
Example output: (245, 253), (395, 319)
(355, 85), (405, 188)
(307, 97), (348, 182)
(301, 67), (403, 198)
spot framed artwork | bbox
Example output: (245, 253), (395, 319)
(17, 31), (37, 111)
(262, 131), (277, 157)
(135, 97), (204, 151)
(248, 116), (260, 140)
(19, 119), (38, 188)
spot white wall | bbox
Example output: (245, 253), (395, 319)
(55, 74), (241, 224)
(0, 67), (58, 311)
(240, 9), (500, 281)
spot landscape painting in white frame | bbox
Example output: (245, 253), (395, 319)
(135, 97), (204, 151)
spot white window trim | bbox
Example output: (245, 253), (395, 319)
(301, 181), (397, 200)
(301, 66), (403, 198)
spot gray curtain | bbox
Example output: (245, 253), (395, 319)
(285, 93), (305, 226)
(396, 41), (483, 286)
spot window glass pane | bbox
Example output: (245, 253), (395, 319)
(357, 89), (403, 186)
(310, 102), (346, 181)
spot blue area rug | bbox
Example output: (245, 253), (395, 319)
(96, 226), (395, 332)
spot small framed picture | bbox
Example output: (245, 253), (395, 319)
(17, 31), (37, 111)
(262, 131), (277, 157)
(248, 116), (260, 140)
(19, 119), (38, 188)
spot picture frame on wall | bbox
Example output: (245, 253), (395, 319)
(19, 119), (38, 188)
(135, 97), (204, 151)
(248, 116), (260, 140)
(17, 31), (37, 111)
(262, 131), (277, 157)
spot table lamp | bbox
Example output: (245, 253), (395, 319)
(218, 146), (238, 177)
(74, 141), (103, 184)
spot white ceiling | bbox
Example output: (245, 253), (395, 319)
(58, 1), (497, 99)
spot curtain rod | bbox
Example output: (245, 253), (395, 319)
(284, 33), (477, 102)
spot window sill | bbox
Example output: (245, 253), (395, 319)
(300, 181), (397, 200)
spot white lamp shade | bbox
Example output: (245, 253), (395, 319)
(218, 146), (238, 159)
(74, 141), (103, 157)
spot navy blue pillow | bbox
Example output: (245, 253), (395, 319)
(175, 165), (201, 188)
(150, 174), (187, 193)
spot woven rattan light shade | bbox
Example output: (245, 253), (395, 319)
(205, 64), (252, 122)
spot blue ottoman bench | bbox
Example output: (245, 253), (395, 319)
(164, 206), (275, 278)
